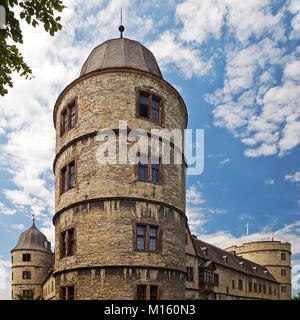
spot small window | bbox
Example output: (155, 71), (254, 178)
(22, 254), (31, 262)
(138, 155), (161, 184)
(281, 286), (286, 293)
(137, 285), (147, 300)
(254, 283), (257, 293)
(263, 285), (266, 294)
(232, 280), (235, 289)
(60, 161), (76, 194)
(23, 290), (33, 296)
(281, 269), (286, 276)
(186, 267), (194, 282)
(249, 282), (252, 292)
(269, 286), (272, 295)
(238, 280), (243, 290)
(281, 253), (286, 261)
(151, 163), (159, 183)
(61, 166), (67, 194)
(226, 287), (229, 294)
(150, 285), (159, 300)
(258, 284), (262, 293)
(61, 229), (75, 258)
(214, 274), (219, 286)
(61, 286), (74, 300)
(22, 271), (31, 279)
(60, 99), (77, 136)
(137, 91), (162, 124)
(136, 224), (159, 252)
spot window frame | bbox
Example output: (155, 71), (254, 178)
(186, 267), (194, 282)
(281, 252), (286, 261)
(60, 160), (76, 195)
(60, 286), (75, 300)
(137, 153), (162, 184)
(136, 90), (163, 125)
(136, 285), (147, 300)
(135, 224), (160, 252)
(22, 271), (31, 279)
(60, 228), (75, 258)
(238, 279), (243, 291)
(60, 98), (78, 136)
(22, 253), (31, 262)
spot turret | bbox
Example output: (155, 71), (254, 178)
(11, 220), (54, 299)
(225, 241), (292, 300)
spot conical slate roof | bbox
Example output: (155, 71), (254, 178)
(12, 222), (52, 253)
(80, 38), (163, 79)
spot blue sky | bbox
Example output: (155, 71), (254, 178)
(0, 0), (300, 299)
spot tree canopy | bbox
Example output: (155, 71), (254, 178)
(0, 0), (65, 96)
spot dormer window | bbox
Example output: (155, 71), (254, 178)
(137, 90), (162, 124)
(222, 255), (228, 262)
(239, 262), (244, 268)
(252, 266), (257, 272)
(200, 247), (207, 254)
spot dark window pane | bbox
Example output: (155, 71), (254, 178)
(68, 229), (74, 256)
(61, 287), (66, 300)
(152, 108), (159, 122)
(137, 285), (146, 300)
(149, 227), (157, 237)
(151, 164), (159, 183)
(69, 162), (76, 188)
(69, 102), (76, 128)
(68, 286), (75, 300)
(150, 286), (158, 300)
(138, 165), (147, 181)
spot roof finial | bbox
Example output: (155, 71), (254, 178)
(119, 8), (125, 38)
(32, 213), (35, 226)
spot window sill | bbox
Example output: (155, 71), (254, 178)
(136, 115), (163, 127)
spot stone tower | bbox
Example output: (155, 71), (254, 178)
(225, 241), (292, 300)
(52, 37), (188, 299)
(11, 221), (54, 299)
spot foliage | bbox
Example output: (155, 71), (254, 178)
(0, 0), (65, 96)
(16, 288), (43, 300)
(292, 292), (300, 300)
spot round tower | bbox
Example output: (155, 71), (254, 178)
(225, 241), (292, 300)
(11, 221), (54, 299)
(52, 37), (188, 300)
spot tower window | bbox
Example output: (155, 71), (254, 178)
(150, 285), (159, 300)
(60, 228), (75, 258)
(186, 267), (194, 282)
(136, 285), (147, 300)
(61, 286), (75, 300)
(136, 224), (159, 252)
(60, 98), (77, 136)
(281, 286), (286, 293)
(22, 271), (31, 279)
(137, 91), (162, 124)
(136, 285), (159, 300)
(60, 161), (76, 194)
(281, 269), (286, 276)
(281, 253), (286, 261)
(22, 253), (31, 262)
(137, 154), (161, 184)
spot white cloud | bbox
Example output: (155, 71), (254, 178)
(0, 202), (16, 215)
(285, 171), (300, 183)
(219, 158), (231, 166)
(264, 179), (275, 185)
(186, 185), (205, 205)
(11, 224), (25, 230)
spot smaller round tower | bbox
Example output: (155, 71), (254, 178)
(225, 241), (292, 300)
(11, 220), (54, 300)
